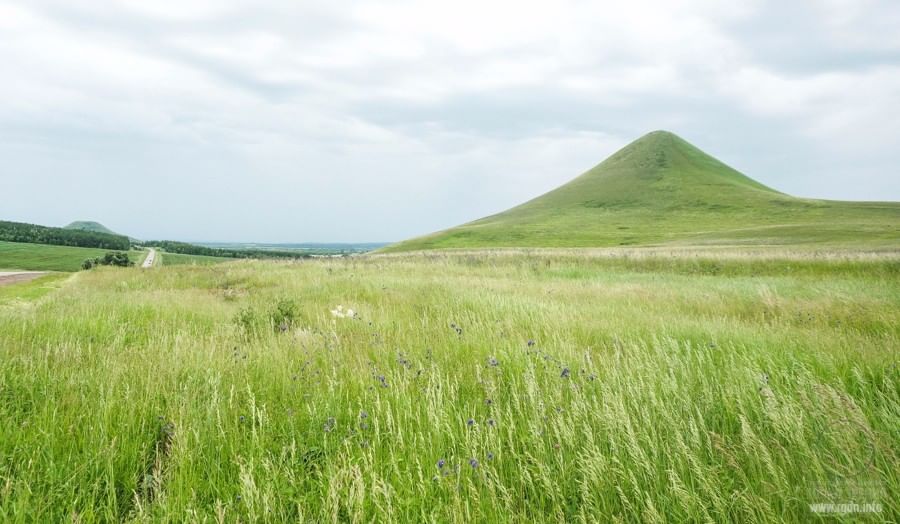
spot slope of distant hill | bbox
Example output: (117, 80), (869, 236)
(384, 131), (900, 251)
(65, 221), (119, 236)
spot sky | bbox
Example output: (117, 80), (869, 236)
(2, 0), (899, 243)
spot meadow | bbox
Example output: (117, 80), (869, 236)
(0, 241), (147, 272)
(0, 249), (897, 522)
(159, 251), (231, 266)
(0, 273), (69, 304)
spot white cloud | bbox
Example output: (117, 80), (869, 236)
(1, 0), (898, 240)
(720, 65), (900, 152)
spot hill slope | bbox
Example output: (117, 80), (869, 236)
(65, 221), (118, 236)
(385, 131), (900, 251)
(0, 241), (141, 272)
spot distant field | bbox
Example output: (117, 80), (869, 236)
(159, 251), (230, 266)
(0, 249), (896, 521)
(0, 241), (143, 272)
(198, 241), (387, 255)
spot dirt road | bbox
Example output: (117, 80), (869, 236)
(142, 248), (157, 268)
(0, 271), (47, 287)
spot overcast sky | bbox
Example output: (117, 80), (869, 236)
(2, 0), (899, 242)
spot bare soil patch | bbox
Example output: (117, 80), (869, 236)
(0, 272), (47, 287)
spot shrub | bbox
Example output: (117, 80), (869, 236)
(81, 252), (133, 270)
(234, 307), (261, 338)
(271, 298), (299, 332)
(98, 252), (133, 267)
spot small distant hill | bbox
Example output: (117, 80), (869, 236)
(65, 221), (119, 236)
(384, 131), (900, 251)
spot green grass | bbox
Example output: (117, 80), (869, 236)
(159, 251), (231, 266)
(0, 249), (896, 521)
(132, 249), (149, 267)
(0, 273), (69, 304)
(385, 131), (900, 251)
(0, 241), (142, 272)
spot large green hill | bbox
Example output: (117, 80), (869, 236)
(384, 131), (900, 251)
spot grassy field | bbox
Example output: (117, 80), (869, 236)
(385, 132), (900, 251)
(159, 251), (231, 266)
(0, 241), (147, 272)
(0, 273), (69, 304)
(0, 249), (896, 521)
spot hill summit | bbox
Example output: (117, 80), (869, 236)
(65, 221), (119, 236)
(384, 130), (899, 251)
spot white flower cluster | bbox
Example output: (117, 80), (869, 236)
(330, 305), (356, 319)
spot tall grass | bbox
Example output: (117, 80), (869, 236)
(0, 251), (896, 522)
(158, 252), (231, 266)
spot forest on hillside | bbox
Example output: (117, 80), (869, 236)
(0, 220), (131, 250)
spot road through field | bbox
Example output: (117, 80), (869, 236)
(0, 271), (47, 287)
(141, 248), (157, 268)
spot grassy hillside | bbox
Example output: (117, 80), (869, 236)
(385, 131), (900, 251)
(0, 241), (140, 272)
(0, 250), (896, 521)
(65, 220), (118, 236)
(0, 273), (68, 304)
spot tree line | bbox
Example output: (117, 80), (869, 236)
(138, 240), (311, 260)
(2, 219), (321, 261)
(0, 220), (131, 250)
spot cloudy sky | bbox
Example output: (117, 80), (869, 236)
(2, 0), (899, 242)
